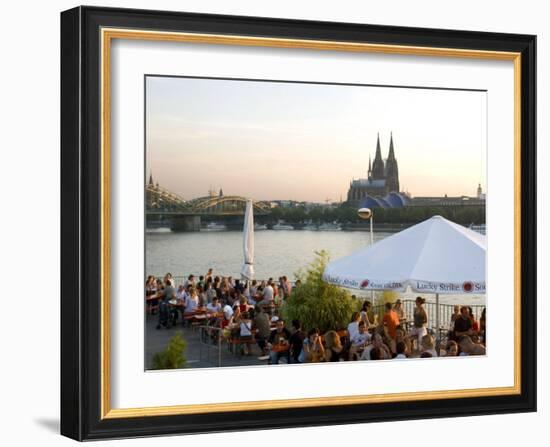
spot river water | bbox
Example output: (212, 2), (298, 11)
(146, 229), (485, 307)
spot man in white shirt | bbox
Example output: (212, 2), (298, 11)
(262, 282), (274, 304)
(351, 321), (371, 347)
(206, 297), (221, 313)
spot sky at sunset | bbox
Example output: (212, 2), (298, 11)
(146, 76), (487, 202)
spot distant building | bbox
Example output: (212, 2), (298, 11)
(409, 185), (486, 207)
(477, 183), (486, 200)
(346, 133), (410, 208)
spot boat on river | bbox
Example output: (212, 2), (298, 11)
(203, 222), (227, 231)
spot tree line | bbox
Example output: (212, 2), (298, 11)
(265, 204), (485, 226)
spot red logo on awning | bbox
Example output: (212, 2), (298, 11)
(462, 281), (473, 292)
(360, 279), (369, 288)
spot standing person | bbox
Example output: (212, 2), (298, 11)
(275, 286), (285, 307)
(360, 301), (377, 329)
(156, 278), (176, 330)
(205, 282), (217, 303)
(269, 278), (279, 298)
(288, 320), (305, 363)
(282, 276), (292, 297)
(249, 280), (258, 298)
(184, 274), (196, 289)
(163, 273), (173, 286)
(197, 285), (207, 307)
(252, 305), (271, 356)
(267, 320), (291, 364)
(261, 281), (274, 306)
(408, 296), (428, 350)
(393, 299), (405, 322)
(205, 268), (213, 282)
(382, 302), (401, 340)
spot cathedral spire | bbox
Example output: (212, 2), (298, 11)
(385, 132), (399, 193)
(371, 132), (385, 180)
(148, 170), (154, 186)
(388, 132), (396, 161)
(375, 132), (382, 158)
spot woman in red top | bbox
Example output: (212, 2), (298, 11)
(468, 306), (480, 333)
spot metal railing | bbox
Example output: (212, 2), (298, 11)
(372, 300), (485, 331)
(198, 325), (224, 367)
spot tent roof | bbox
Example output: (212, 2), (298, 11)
(323, 216), (486, 294)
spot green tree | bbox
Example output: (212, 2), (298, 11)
(152, 331), (187, 370)
(283, 251), (357, 333)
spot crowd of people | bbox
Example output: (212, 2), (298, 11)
(146, 272), (486, 364)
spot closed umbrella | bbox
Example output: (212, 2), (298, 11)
(241, 199), (255, 280)
(323, 215), (486, 342)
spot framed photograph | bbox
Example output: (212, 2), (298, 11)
(61, 6), (536, 441)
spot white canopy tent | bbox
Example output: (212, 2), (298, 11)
(323, 215), (486, 341)
(240, 199), (255, 280)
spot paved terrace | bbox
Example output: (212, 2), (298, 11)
(145, 313), (268, 369)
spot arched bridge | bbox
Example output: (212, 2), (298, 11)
(146, 184), (271, 231)
(146, 186), (270, 215)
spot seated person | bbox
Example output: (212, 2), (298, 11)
(323, 330), (346, 362)
(389, 325), (411, 356)
(420, 334), (438, 357)
(206, 296), (222, 314)
(267, 319), (291, 364)
(299, 328), (325, 363)
(361, 333), (391, 360)
(351, 321), (371, 347)
(452, 306), (473, 340)
(220, 304), (234, 329)
(458, 335), (486, 356)
(183, 287), (199, 315)
(239, 312), (253, 355)
(370, 346), (390, 360)
(288, 319), (305, 364)
(441, 340), (458, 357)
(347, 312), (361, 342)
(394, 341), (408, 359)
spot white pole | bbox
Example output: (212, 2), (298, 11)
(370, 215), (374, 303)
(369, 215), (373, 245)
(435, 293), (440, 348)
